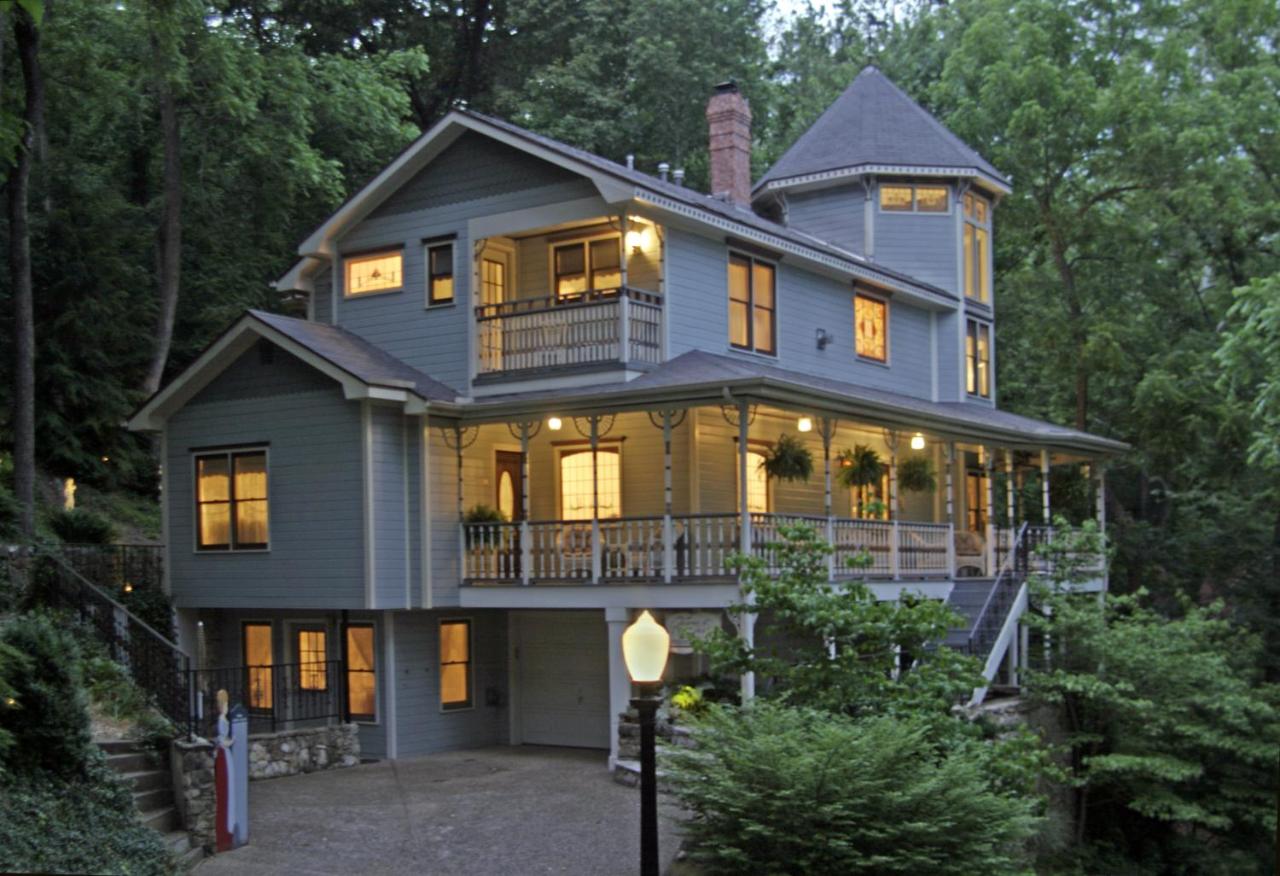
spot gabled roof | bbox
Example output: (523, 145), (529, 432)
(128, 310), (457, 430)
(465, 351), (1127, 457)
(279, 109), (959, 309)
(755, 67), (1010, 198)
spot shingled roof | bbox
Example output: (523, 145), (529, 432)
(755, 67), (1009, 196)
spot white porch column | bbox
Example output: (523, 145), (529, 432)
(1040, 449), (1052, 526)
(984, 447), (997, 575)
(606, 607), (632, 769)
(737, 400), (755, 701)
(662, 410), (674, 584)
(618, 214), (630, 366)
(1019, 621), (1030, 672)
(455, 428), (466, 583)
(945, 442), (957, 577)
(591, 417), (602, 583)
(519, 424), (532, 586)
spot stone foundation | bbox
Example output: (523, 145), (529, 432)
(247, 723), (360, 780)
(171, 738), (217, 854)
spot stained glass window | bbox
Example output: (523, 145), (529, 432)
(855, 294), (887, 361)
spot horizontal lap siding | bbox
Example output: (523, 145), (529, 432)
(786, 185), (866, 255)
(312, 266), (333, 324)
(874, 211), (958, 293)
(666, 229), (729, 358)
(937, 311), (963, 402)
(371, 405), (411, 610)
(168, 348), (364, 609)
(393, 610), (509, 757)
(429, 427), (463, 605)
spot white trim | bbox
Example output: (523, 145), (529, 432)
(343, 249), (406, 299)
(460, 582), (741, 610)
(754, 163), (1011, 198)
(363, 402), (376, 609)
(438, 616), (476, 713)
(420, 416), (433, 609)
(424, 240), (457, 308)
(191, 446), (271, 554)
(403, 417), (412, 610)
(875, 181), (954, 216)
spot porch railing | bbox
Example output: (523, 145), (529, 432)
(475, 286), (663, 374)
(462, 513), (956, 585)
(189, 660), (345, 737)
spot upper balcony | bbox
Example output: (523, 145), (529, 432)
(472, 216), (665, 385)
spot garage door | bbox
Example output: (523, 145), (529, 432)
(515, 611), (610, 749)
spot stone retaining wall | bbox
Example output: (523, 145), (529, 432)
(171, 738), (217, 854)
(248, 723), (360, 780)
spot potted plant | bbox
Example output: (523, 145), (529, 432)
(837, 445), (884, 518)
(897, 456), (937, 493)
(761, 433), (814, 483)
(463, 504), (506, 548)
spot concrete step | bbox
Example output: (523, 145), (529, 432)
(133, 784), (173, 812)
(106, 751), (155, 773)
(97, 739), (141, 755)
(123, 769), (170, 793)
(141, 806), (178, 833)
(178, 844), (204, 871)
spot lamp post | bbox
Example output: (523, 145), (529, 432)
(622, 611), (669, 876)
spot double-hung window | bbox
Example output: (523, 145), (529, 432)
(440, 619), (472, 711)
(243, 622), (273, 711)
(553, 237), (621, 300)
(297, 629), (328, 691)
(427, 243), (454, 305)
(345, 624), (377, 722)
(196, 449), (269, 550)
(963, 193), (991, 302)
(965, 320), (991, 398)
(728, 253), (776, 355)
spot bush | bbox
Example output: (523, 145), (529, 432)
(47, 508), (117, 545)
(0, 763), (174, 876)
(0, 613), (94, 777)
(666, 702), (1039, 875)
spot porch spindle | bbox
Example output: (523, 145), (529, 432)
(886, 431), (900, 580)
(944, 443), (956, 578)
(737, 400), (755, 701)
(984, 447), (997, 575)
(1041, 448), (1052, 525)
(591, 416), (602, 584)
(662, 411), (674, 584)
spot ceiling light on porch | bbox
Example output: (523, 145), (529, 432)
(797, 416), (813, 433)
(548, 416), (563, 431)
(625, 223), (651, 253)
(911, 432), (926, 451)
(622, 611), (670, 684)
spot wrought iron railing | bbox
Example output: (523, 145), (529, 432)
(966, 522), (1030, 661)
(56, 543), (165, 592)
(189, 660), (346, 737)
(21, 546), (192, 732)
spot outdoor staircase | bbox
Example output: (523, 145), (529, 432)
(97, 739), (203, 870)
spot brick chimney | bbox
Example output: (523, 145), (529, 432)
(706, 81), (752, 208)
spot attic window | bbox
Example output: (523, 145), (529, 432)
(345, 250), (403, 297)
(879, 184), (949, 213)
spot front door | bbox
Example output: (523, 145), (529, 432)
(495, 451), (524, 522)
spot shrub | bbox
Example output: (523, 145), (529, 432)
(0, 613), (94, 777)
(666, 702), (1039, 875)
(0, 762), (174, 876)
(47, 508), (117, 545)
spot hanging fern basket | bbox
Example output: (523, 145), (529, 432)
(835, 444), (884, 489)
(897, 456), (938, 493)
(762, 433), (814, 483)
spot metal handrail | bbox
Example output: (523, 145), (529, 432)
(966, 522), (1029, 658)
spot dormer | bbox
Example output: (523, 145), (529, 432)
(752, 67), (1009, 303)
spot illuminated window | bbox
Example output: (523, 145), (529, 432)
(481, 257), (505, 306)
(427, 243), (454, 305)
(850, 472), (891, 520)
(243, 623), (273, 711)
(297, 629), (328, 691)
(855, 294), (887, 362)
(440, 619), (472, 710)
(345, 250), (403, 296)
(963, 193), (991, 302)
(196, 449), (268, 550)
(967, 472), (989, 531)
(553, 237), (621, 299)
(740, 449), (770, 513)
(728, 253), (776, 355)
(345, 624), (376, 721)
(559, 447), (621, 520)
(880, 184), (949, 213)
(966, 320), (991, 398)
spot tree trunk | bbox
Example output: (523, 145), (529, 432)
(143, 77), (181, 396)
(8, 8), (43, 541)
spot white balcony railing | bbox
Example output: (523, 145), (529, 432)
(462, 513), (956, 585)
(475, 287), (663, 374)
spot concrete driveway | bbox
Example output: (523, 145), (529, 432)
(194, 746), (684, 876)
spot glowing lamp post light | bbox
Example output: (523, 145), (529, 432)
(622, 611), (669, 876)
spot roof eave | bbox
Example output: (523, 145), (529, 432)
(752, 163), (1012, 201)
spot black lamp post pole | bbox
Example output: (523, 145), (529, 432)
(632, 685), (660, 876)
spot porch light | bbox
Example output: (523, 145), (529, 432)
(547, 416), (563, 431)
(123, 583), (133, 594)
(910, 432), (926, 451)
(797, 416), (813, 433)
(625, 223), (651, 253)
(622, 611), (670, 684)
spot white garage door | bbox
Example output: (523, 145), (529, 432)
(515, 611), (610, 749)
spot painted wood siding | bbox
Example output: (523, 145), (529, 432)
(665, 228), (933, 398)
(334, 132), (600, 390)
(392, 610), (509, 757)
(874, 210), (958, 293)
(312, 265), (333, 324)
(167, 347), (365, 609)
(786, 184), (866, 255)
(370, 404), (414, 610)
(428, 426), (461, 606)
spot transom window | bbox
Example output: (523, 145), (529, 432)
(963, 193), (991, 302)
(728, 253), (776, 355)
(345, 250), (403, 296)
(297, 629), (328, 691)
(966, 319), (991, 398)
(880, 184), (949, 213)
(553, 236), (621, 300)
(345, 624), (377, 722)
(440, 619), (472, 711)
(559, 446), (621, 520)
(854, 294), (888, 362)
(427, 243), (454, 305)
(196, 449), (269, 551)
